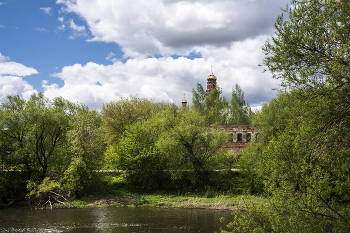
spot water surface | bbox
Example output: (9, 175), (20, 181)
(0, 206), (233, 232)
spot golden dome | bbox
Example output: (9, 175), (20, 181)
(207, 68), (217, 80)
(182, 93), (187, 103)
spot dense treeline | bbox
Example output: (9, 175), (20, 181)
(0, 82), (252, 205)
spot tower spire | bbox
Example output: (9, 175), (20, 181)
(206, 66), (217, 97)
(182, 93), (187, 110)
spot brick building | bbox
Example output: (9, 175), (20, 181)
(220, 124), (255, 153)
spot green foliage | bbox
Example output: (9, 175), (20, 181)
(0, 94), (107, 202)
(204, 86), (229, 125)
(101, 96), (167, 144)
(227, 84), (253, 124)
(216, 150), (239, 171)
(68, 105), (105, 171)
(191, 83), (206, 116)
(157, 109), (228, 184)
(61, 157), (90, 198)
(111, 119), (166, 190)
(232, 90), (350, 231)
(26, 177), (64, 207)
(61, 106), (106, 198)
(0, 93), (76, 178)
(262, 0), (350, 97)
(192, 83), (252, 125)
(107, 104), (229, 189)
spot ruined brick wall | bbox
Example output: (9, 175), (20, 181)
(220, 124), (255, 153)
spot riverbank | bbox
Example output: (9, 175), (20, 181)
(55, 171), (264, 210)
(1, 170), (265, 211)
(2, 193), (263, 211)
(45, 192), (265, 211)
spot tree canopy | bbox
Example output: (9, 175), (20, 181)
(101, 96), (167, 144)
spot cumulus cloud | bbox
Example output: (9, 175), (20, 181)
(44, 37), (279, 109)
(44, 0), (286, 109)
(57, 0), (283, 58)
(0, 53), (38, 103)
(0, 53), (38, 76)
(40, 7), (52, 15)
(0, 76), (38, 102)
(34, 26), (49, 33)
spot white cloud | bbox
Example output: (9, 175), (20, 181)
(251, 105), (262, 113)
(67, 19), (88, 39)
(40, 7), (52, 15)
(0, 53), (38, 103)
(57, 24), (65, 31)
(34, 26), (49, 33)
(57, 0), (284, 58)
(0, 53), (9, 62)
(106, 52), (118, 63)
(45, 37), (279, 109)
(56, 17), (66, 31)
(44, 0), (286, 109)
(106, 52), (115, 60)
(0, 24), (5, 28)
(0, 76), (38, 102)
(0, 53), (38, 76)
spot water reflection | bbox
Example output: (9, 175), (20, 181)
(0, 206), (232, 232)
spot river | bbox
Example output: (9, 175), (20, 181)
(0, 206), (233, 232)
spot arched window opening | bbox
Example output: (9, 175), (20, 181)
(237, 133), (243, 142)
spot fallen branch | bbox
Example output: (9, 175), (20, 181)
(49, 191), (68, 202)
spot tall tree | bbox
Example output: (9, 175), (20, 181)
(106, 104), (177, 190)
(157, 108), (227, 184)
(262, 0), (350, 113)
(0, 93), (75, 179)
(192, 82), (252, 125)
(227, 84), (253, 124)
(191, 83), (206, 116)
(101, 96), (167, 144)
(62, 106), (106, 197)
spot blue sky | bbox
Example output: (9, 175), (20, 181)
(0, 0), (288, 109)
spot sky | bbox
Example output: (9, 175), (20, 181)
(0, 0), (289, 110)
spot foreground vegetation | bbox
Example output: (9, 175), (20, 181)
(221, 1), (350, 232)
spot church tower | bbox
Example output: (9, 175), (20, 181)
(181, 93), (187, 110)
(205, 67), (217, 97)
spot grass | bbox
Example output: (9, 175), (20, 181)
(53, 170), (266, 210)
